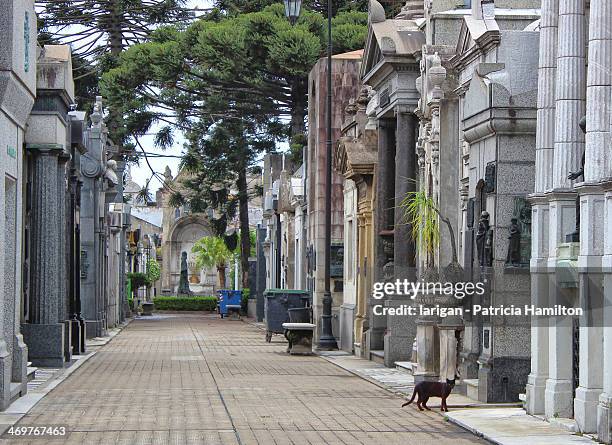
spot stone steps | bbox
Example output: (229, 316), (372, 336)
(395, 361), (417, 374)
(463, 378), (479, 400)
(26, 361), (36, 382)
(370, 349), (384, 365)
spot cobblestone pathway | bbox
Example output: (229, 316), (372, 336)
(0, 314), (487, 444)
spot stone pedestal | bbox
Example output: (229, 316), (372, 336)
(383, 295), (417, 367)
(62, 321), (72, 363)
(598, 392), (612, 444)
(85, 320), (105, 339)
(414, 315), (439, 382)
(526, 199), (550, 415)
(22, 324), (65, 367)
(70, 319), (85, 355)
(283, 323), (315, 355)
(545, 252), (576, 418)
(439, 325), (460, 382)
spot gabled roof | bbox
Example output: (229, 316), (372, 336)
(452, 15), (501, 70)
(361, 0), (424, 82)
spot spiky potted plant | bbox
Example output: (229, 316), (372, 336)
(400, 190), (462, 282)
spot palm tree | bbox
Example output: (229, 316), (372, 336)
(191, 236), (233, 289)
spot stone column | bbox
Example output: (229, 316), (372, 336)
(545, 194), (578, 419)
(552, 0), (586, 190)
(574, 184), (605, 432)
(586, 0), (611, 183)
(528, 0), (559, 415)
(536, 0), (558, 193)
(394, 110), (417, 282)
(355, 212), (367, 356)
(22, 145), (66, 367)
(57, 154), (72, 363)
(526, 197), (550, 415)
(573, 0), (610, 431)
(543, 0), (586, 419)
(598, 183), (612, 443)
(369, 119), (394, 353)
(384, 110), (417, 366)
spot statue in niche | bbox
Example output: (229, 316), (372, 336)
(178, 251), (192, 295)
(476, 211), (492, 267)
(505, 218), (521, 266)
(382, 239), (394, 282)
(566, 116), (586, 242)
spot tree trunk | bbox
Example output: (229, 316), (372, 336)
(237, 166), (251, 289)
(108, 0), (123, 57)
(290, 78), (307, 138)
(217, 265), (226, 289)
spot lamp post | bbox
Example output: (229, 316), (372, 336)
(284, 0), (337, 350)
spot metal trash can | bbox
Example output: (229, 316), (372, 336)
(288, 307), (311, 323)
(217, 290), (242, 318)
(263, 289), (310, 342)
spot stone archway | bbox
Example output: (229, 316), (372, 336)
(161, 216), (217, 294)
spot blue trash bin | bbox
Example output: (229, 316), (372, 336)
(218, 290), (242, 318)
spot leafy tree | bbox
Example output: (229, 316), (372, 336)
(36, 0), (194, 141)
(192, 236), (234, 289)
(102, 4), (367, 287)
(36, 0), (194, 59)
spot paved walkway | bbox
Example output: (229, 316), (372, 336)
(321, 353), (595, 445)
(0, 314), (487, 444)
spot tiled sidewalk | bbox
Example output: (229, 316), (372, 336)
(0, 314), (487, 444)
(319, 353), (595, 445)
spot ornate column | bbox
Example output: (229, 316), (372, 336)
(545, 0), (586, 420)
(22, 144), (67, 367)
(527, 0), (559, 415)
(355, 212), (367, 355)
(573, 0), (610, 432)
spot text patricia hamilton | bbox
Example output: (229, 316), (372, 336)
(372, 304), (583, 318)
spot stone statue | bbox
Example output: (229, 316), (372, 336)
(566, 115), (586, 242)
(506, 218), (521, 266)
(382, 238), (395, 282)
(484, 226), (493, 267)
(178, 251), (192, 295)
(476, 211), (492, 267)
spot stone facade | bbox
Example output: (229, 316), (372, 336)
(334, 85), (378, 355)
(360, 0), (424, 366)
(525, 0), (612, 441)
(358, 0), (541, 403)
(157, 168), (217, 295)
(306, 52), (362, 344)
(0, 0), (36, 408)
(1, 4), (131, 408)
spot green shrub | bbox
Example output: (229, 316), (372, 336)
(153, 296), (218, 311)
(127, 272), (150, 289)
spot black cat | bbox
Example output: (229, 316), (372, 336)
(401, 379), (455, 412)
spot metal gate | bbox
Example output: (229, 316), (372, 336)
(572, 317), (580, 395)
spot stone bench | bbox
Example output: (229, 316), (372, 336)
(226, 304), (241, 320)
(282, 323), (316, 355)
